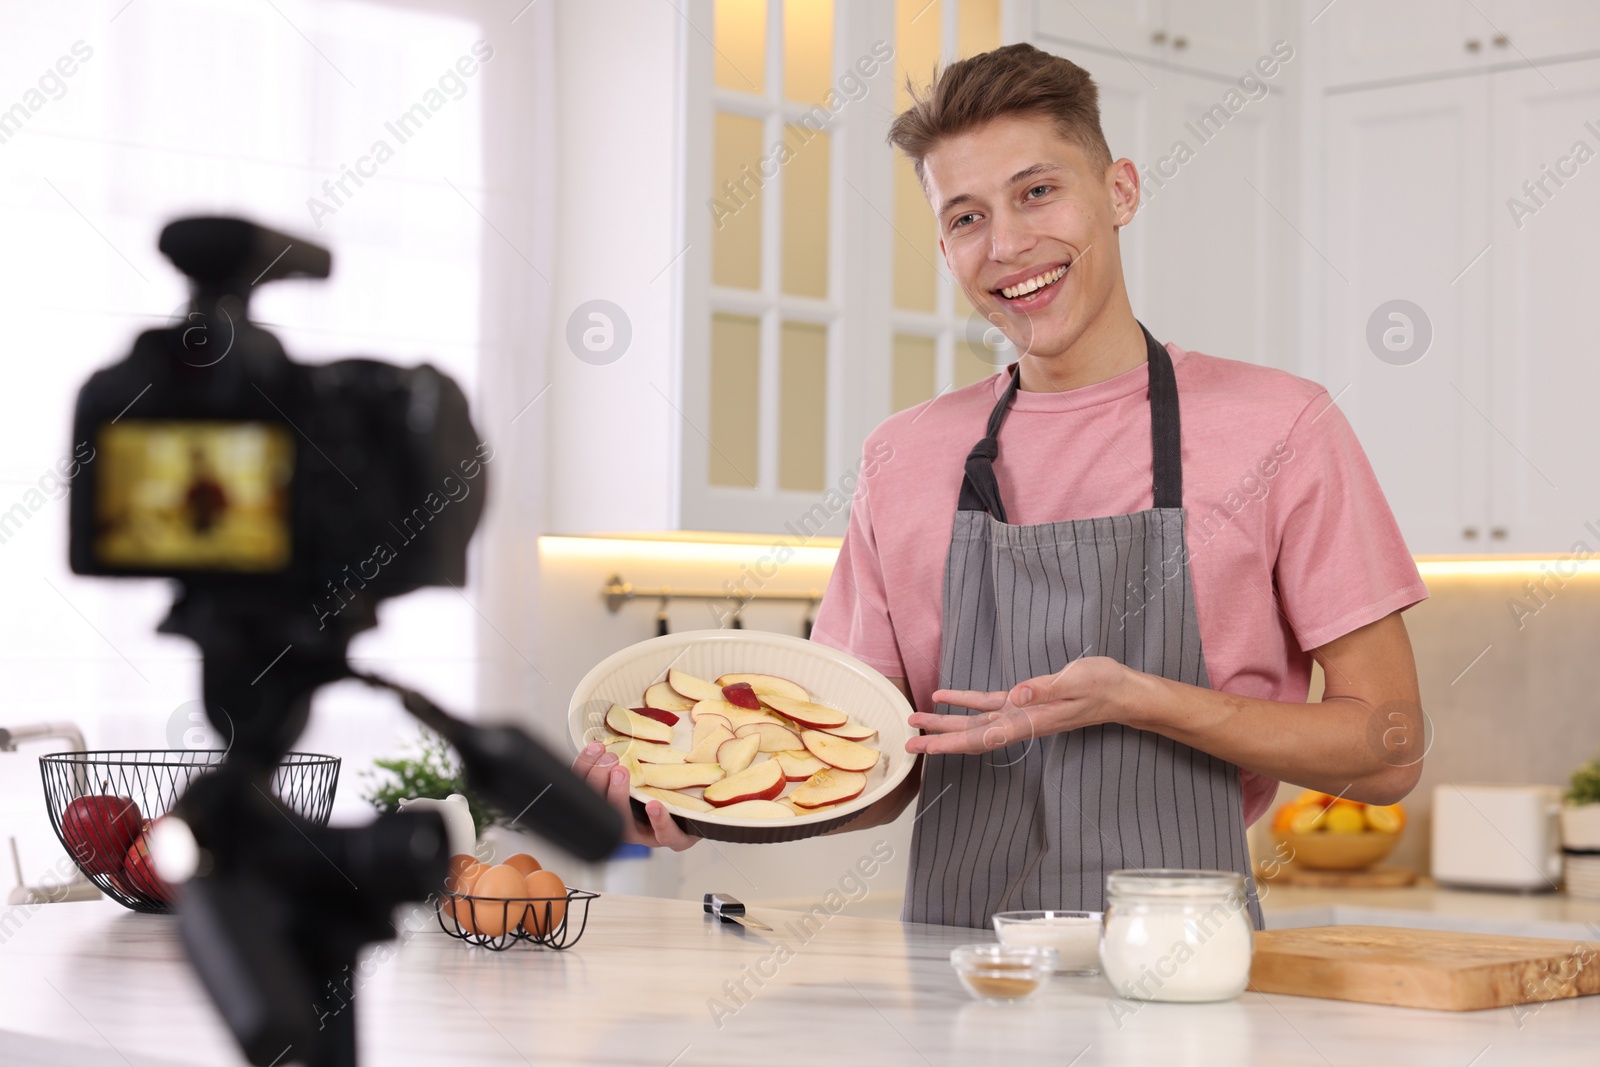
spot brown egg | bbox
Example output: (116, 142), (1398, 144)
(503, 853), (542, 877)
(468, 864), (528, 938)
(522, 869), (567, 936)
(446, 855), (486, 894)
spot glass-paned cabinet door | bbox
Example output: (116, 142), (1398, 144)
(889, 0), (1011, 415)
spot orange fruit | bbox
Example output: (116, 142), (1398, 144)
(1364, 804), (1406, 833)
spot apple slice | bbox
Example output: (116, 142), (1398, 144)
(734, 721), (803, 753)
(605, 739), (688, 765)
(644, 681), (696, 713)
(638, 786), (714, 813)
(721, 682), (762, 710)
(783, 795), (846, 815)
(692, 700), (743, 723)
(692, 715), (732, 746)
(687, 723), (734, 764)
(715, 799), (795, 820)
(702, 760), (785, 807)
(716, 734), (761, 775)
(774, 750), (828, 781)
(760, 694), (849, 730)
(615, 751), (645, 787)
(636, 707), (680, 728)
(820, 721), (878, 742)
(791, 768), (867, 809)
(605, 704), (672, 744)
(641, 763), (726, 790)
(668, 668), (724, 703)
(716, 674), (809, 702)
(800, 730), (880, 772)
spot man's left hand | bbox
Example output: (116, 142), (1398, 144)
(906, 656), (1137, 755)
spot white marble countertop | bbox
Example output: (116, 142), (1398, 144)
(2, 891), (1598, 1067)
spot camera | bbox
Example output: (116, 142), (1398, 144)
(67, 217), (621, 1067)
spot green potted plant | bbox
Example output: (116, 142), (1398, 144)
(1560, 752), (1600, 850)
(363, 731), (500, 857)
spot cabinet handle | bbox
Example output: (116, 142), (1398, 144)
(1151, 30), (1167, 44)
(1172, 36), (1188, 50)
(1463, 526), (1480, 539)
(1465, 38), (1482, 52)
(1492, 33), (1509, 48)
(1490, 526), (1508, 540)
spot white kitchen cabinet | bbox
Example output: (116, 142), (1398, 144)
(1030, 36), (1299, 374)
(1033, 0), (1278, 80)
(1318, 77), (1491, 554)
(1315, 0), (1497, 86)
(1488, 1), (1600, 66)
(1486, 60), (1600, 551)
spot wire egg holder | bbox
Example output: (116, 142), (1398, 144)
(435, 887), (600, 950)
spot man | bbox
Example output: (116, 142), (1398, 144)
(576, 44), (1427, 928)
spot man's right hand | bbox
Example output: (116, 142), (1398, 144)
(572, 742), (700, 851)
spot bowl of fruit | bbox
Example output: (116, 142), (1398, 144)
(1270, 790), (1406, 870)
(567, 629), (916, 844)
(40, 750), (340, 912)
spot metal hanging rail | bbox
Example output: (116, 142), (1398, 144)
(601, 573), (822, 615)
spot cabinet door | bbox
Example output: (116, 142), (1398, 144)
(1487, 60), (1600, 552)
(1490, 1), (1600, 62)
(1033, 0), (1162, 58)
(1138, 64), (1292, 371)
(1320, 78), (1491, 554)
(1317, 0), (1495, 86)
(1161, 0), (1277, 76)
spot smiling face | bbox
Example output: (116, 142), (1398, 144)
(924, 113), (1140, 365)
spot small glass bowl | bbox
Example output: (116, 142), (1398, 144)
(950, 944), (1058, 1003)
(992, 911), (1103, 975)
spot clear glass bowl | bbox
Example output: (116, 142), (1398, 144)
(949, 944), (1058, 1003)
(992, 910), (1103, 974)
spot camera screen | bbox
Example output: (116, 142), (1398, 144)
(94, 421), (293, 571)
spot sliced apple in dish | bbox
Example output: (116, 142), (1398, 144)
(640, 763), (726, 790)
(686, 724), (734, 764)
(644, 680), (696, 713)
(606, 739), (690, 765)
(668, 668), (725, 703)
(716, 734), (761, 775)
(733, 720), (802, 753)
(791, 768), (867, 809)
(692, 715), (732, 747)
(605, 704), (672, 744)
(635, 707), (680, 727)
(716, 673), (809, 702)
(783, 795), (846, 815)
(760, 694), (849, 730)
(819, 721), (878, 742)
(720, 682), (762, 710)
(638, 786), (713, 813)
(800, 730), (880, 772)
(714, 799), (795, 820)
(702, 759), (785, 807)
(774, 750), (828, 781)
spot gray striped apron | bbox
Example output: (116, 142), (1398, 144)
(904, 325), (1263, 930)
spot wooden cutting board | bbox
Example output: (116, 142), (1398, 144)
(1254, 862), (1418, 888)
(1248, 926), (1600, 1010)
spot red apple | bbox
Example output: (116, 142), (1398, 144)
(61, 793), (143, 878)
(720, 683), (762, 710)
(123, 826), (175, 904)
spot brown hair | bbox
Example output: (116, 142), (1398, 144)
(887, 43), (1113, 183)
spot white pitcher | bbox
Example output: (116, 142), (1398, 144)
(397, 793), (477, 858)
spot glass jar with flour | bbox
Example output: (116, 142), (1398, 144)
(1099, 869), (1254, 1002)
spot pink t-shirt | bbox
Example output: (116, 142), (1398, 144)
(810, 344), (1429, 826)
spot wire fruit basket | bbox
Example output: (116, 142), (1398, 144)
(40, 749), (341, 913)
(435, 887), (600, 950)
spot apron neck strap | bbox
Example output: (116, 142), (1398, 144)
(957, 322), (1183, 520)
